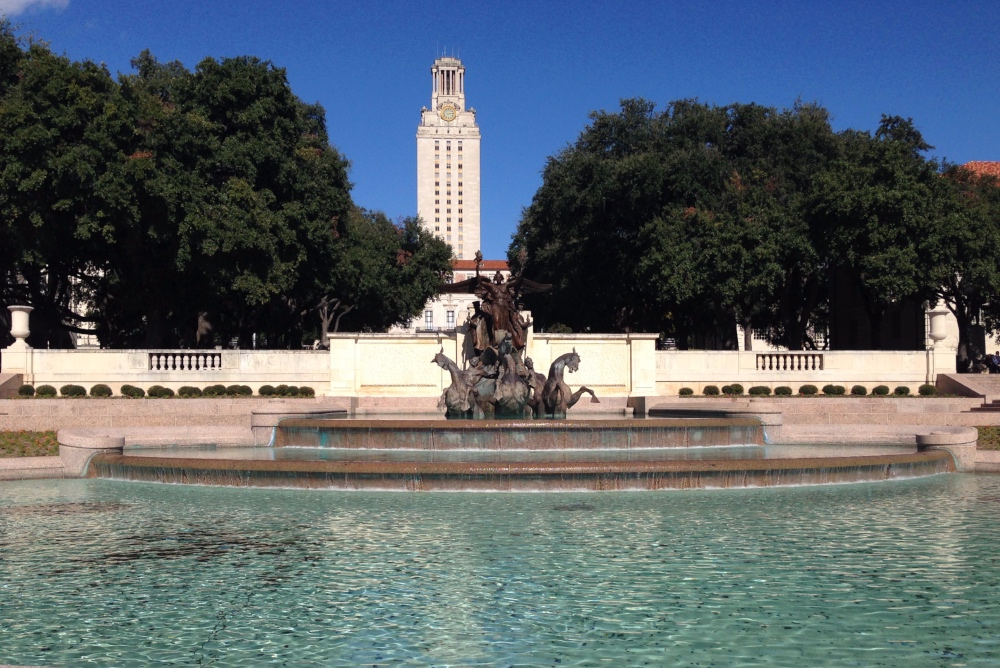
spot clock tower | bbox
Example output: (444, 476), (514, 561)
(416, 56), (481, 260)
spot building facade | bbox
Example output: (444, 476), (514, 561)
(416, 56), (481, 260)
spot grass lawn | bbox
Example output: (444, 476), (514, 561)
(977, 426), (1000, 450)
(0, 431), (59, 458)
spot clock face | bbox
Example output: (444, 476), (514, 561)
(439, 103), (457, 122)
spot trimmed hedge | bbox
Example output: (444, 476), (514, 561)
(850, 385), (867, 396)
(722, 383), (744, 396)
(90, 384), (113, 398)
(203, 384), (227, 397)
(774, 386), (793, 396)
(298, 386), (315, 398)
(18, 384), (35, 397)
(872, 385), (890, 396)
(822, 384), (846, 396)
(798, 384), (818, 396)
(148, 385), (174, 398)
(178, 386), (203, 398)
(918, 384), (938, 396)
(679, 387), (694, 396)
(259, 384), (276, 396)
(60, 384), (86, 398)
(748, 386), (771, 396)
(703, 385), (720, 396)
(121, 384), (145, 398)
(894, 386), (911, 396)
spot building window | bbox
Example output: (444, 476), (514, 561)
(458, 208), (462, 213)
(446, 310), (455, 328)
(435, 217), (439, 222)
(458, 200), (462, 205)
(424, 310), (433, 329)
(435, 181), (439, 186)
(435, 208), (440, 213)
(458, 217), (463, 222)
(447, 226), (451, 231)
(446, 145), (451, 151)
(435, 199), (439, 204)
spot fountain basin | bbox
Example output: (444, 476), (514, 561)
(87, 448), (953, 491)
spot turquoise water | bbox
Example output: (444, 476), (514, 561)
(1, 475), (998, 666)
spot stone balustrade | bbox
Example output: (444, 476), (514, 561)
(755, 352), (824, 371)
(148, 351), (223, 372)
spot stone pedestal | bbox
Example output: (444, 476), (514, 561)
(916, 427), (978, 471)
(57, 430), (125, 477)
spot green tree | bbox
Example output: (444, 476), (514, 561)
(812, 117), (940, 346)
(512, 98), (839, 349)
(930, 165), (1000, 370)
(0, 23), (124, 347)
(312, 210), (452, 340)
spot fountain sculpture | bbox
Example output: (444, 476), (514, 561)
(434, 253), (598, 418)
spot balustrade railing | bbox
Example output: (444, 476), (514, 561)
(755, 352), (824, 372)
(148, 351), (223, 372)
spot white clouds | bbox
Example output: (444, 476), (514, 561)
(0, 0), (70, 17)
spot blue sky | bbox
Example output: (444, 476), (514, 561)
(4, 0), (999, 258)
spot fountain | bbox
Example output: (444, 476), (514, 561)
(76, 257), (963, 490)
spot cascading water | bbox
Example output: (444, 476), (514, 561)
(85, 415), (955, 491)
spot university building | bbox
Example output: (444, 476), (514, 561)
(402, 56), (510, 334)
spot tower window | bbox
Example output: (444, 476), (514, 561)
(446, 200), (451, 204)
(435, 181), (439, 186)
(435, 209), (440, 214)
(458, 217), (463, 222)
(446, 209), (451, 214)
(447, 226), (451, 231)
(435, 199), (439, 204)
(458, 208), (462, 213)
(458, 145), (463, 151)
(458, 200), (462, 204)
(446, 145), (451, 151)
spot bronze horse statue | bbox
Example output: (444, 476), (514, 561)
(432, 349), (475, 417)
(540, 348), (598, 417)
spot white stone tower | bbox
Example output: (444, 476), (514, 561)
(416, 56), (481, 260)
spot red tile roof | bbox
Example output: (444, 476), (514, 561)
(452, 259), (509, 271)
(962, 161), (1000, 178)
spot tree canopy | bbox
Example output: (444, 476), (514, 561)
(0, 24), (452, 348)
(511, 98), (1000, 361)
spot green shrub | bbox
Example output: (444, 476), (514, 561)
(799, 384), (818, 396)
(90, 384), (113, 398)
(774, 386), (793, 396)
(679, 387), (694, 396)
(297, 386), (315, 398)
(748, 385), (771, 396)
(894, 386), (911, 396)
(722, 383), (744, 396)
(60, 384), (86, 398)
(872, 385), (890, 396)
(225, 384), (243, 397)
(275, 384), (291, 397)
(18, 384), (35, 397)
(203, 384), (227, 397)
(259, 384), (276, 396)
(238, 385), (253, 396)
(286, 386), (300, 397)
(822, 384), (846, 396)
(121, 384), (145, 398)
(850, 385), (867, 396)
(703, 385), (720, 396)
(148, 385), (174, 398)
(918, 384), (938, 396)
(178, 386), (202, 398)
(36, 384), (57, 397)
